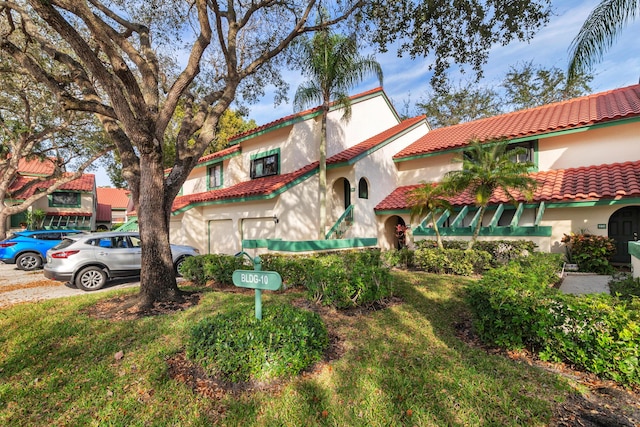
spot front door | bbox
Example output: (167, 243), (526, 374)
(343, 178), (351, 209)
(608, 206), (640, 263)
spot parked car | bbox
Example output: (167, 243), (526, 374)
(44, 231), (199, 291)
(0, 229), (85, 271)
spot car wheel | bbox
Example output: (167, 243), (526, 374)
(16, 252), (43, 271)
(76, 266), (107, 291)
(174, 256), (190, 277)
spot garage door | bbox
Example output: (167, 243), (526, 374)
(242, 218), (276, 241)
(208, 219), (236, 254)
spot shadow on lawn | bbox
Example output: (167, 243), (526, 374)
(235, 271), (567, 426)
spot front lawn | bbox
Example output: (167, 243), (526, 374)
(0, 271), (573, 426)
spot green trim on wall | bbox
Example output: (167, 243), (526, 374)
(206, 162), (224, 190)
(628, 241), (640, 260)
(328, 119), (425, 169)
(250, 147), (281, 160)
(229, 90), (396, 145)
(242, 237), (378, 252)
(544, 198), (640, 208)
(413, 226), (552, 237)
(49, 191), (81, 208)
(243, 239), (271, 249)
(250, 148), (281, 179)
(197, 149), (241, 169)
(229, 112), (318, 145)
(377, 198), (640, 218)
(171, 168), (317, 215)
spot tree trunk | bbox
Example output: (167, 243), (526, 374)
(468, 205), (486, 250)
(318, 108), (328, 240)
(0, 211), (9, 240)
(136, 150), (181, 309)
(431, 214), (444, 249)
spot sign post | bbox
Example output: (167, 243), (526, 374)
(233, 252), (282, 320)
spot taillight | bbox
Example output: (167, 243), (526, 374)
(0, 242), (17, 248)
(51, 250), (80, 259)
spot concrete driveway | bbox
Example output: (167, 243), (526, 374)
(0, 263), (139, 308)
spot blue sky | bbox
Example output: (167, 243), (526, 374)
(94, 0), (639, 186)
(248, 0), (640, 124)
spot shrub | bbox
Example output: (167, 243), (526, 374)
(381, 248), (415, 269)
(413, 247), (492, 275)
(180, 254), (250, 286)
(186, 303), (328, 383)
(467, 254), (640, 386)
(305, 250), (393, 309)
(561, 233), (616, 274)
(414, 239), (537, 266)
(185, 250), (393, 309)
(260, 254), (313, 288)
(609, 274), (640, 300)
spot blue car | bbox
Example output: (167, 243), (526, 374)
(0, 230), (85, 271)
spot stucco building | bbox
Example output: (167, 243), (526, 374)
(168, 83), (640, 263)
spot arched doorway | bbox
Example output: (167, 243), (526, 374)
(608, 206), (640, 263)
(384, 215), (407, 249)
(331, 178), (351, 212)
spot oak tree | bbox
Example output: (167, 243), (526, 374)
(0, 0), (551, 308)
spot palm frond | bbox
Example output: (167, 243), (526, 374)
(568, 0), (639, 80)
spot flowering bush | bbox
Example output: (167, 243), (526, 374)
(561, 232), (616, 274)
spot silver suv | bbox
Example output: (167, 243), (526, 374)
(44, 231), (199, 291)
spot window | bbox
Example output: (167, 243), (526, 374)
(208, 163), (223, 189)
(251, 151), (279, 179)
(508, 141), (535, 164)
(50, 192), (80, 207)
(358, 178), (369, 199)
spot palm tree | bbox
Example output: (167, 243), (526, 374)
(568, 0), (639, 81)
(444, 140), (537, 249)
(294, 30), (383, 239)
(407, 182), (452, 249)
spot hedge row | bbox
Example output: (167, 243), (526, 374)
(179, 254), (250, 286)
(181, 249), (393, 309)
(467, 253), (640, 385)
(382, 240), (537, 275)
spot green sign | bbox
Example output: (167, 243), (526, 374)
(232, 270), (282, 291)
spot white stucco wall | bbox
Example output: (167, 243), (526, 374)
(540, 204), (625, 254)
(396, 152), (459, 186)
(538, 122), (640, 171)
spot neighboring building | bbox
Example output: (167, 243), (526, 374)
(4, 157), (97, 231)
(165, 84), (640, 263)
(96, 187), (131, 230)
(377, 83), (640, 262)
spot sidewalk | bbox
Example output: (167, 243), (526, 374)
(558, 273), (611, 295)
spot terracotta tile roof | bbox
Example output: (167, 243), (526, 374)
(45, 211), (92, 217)
(172, 163), (318, 212)
(229, 87), (385, 143)
(96, 203), (113, 222)
(17, 157), (57, 175)
(327, 116), (427, 165)
(8, 174), (95, 200)
(96, 187), (130, 209)
(394, 84), (640, 160)
(196, 145), (241, 165)
(171, 114), (426, 213)
(375, 160), (640, 211)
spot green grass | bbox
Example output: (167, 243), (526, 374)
(0, 272), (573, 426)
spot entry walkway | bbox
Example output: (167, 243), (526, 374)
(558, 273), (611, 295)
